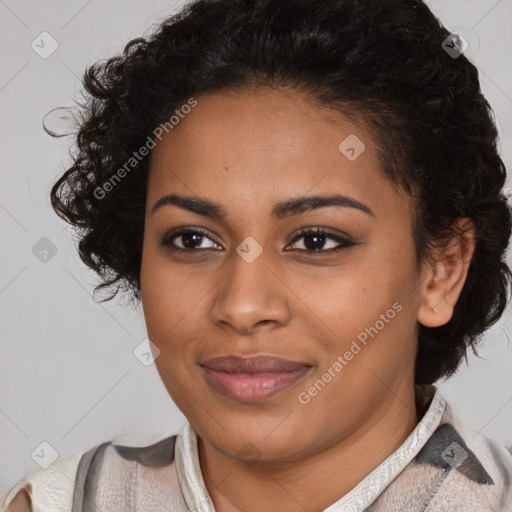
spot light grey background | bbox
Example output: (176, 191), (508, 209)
(1, 0), (511, 498)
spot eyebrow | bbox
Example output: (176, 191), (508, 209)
(151, 193), (375, 219)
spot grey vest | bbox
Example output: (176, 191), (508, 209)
(70, 424), (508, 512)
(71, 435), (189, 511)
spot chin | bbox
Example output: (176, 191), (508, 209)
(201, 419), (310, 463)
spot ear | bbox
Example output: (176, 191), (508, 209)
(417, 218), (475, 328)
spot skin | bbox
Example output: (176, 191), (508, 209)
(139, 86), (475, 512)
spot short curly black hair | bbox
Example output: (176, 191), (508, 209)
(49, 0), (512, 386)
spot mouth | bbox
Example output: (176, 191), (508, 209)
(200, 355), (313, 403)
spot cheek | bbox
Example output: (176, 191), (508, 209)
(300, 267), (387, 325)
(310, 254), (419, 364)
(140, 246), (196, 337)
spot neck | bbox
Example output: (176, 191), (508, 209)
(197, 384), (421, 512)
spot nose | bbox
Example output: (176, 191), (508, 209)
(209, 247), (291, 335)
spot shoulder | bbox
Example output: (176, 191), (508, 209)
(417, 398), (512, 510)
(0, 450), (84, 512)
(444, 402), (512, 480)
(0, 433), (179, 512)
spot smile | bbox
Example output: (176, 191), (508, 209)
(200, 355), (313, 403)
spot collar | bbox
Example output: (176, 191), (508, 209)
(174, 385), (447, 511)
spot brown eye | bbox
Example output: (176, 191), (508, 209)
(161, 227), (222, 251)
(287, 227), (357, 254)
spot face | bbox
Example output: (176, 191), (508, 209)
(140, 86), (426, 463)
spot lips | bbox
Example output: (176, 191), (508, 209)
(201, 355), (310, 373)
(200, 355), (312, 403)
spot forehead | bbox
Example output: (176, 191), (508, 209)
(150, 86), (369, 164)
(147, 87), (411, 223)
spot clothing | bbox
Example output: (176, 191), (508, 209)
(1, 385), (511, 511)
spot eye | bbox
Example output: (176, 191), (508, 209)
(161, 226), (357, 254)
(286, 227), (357, 254)
(161, 227), (222, 251)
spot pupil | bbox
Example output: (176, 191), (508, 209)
(183, 233), (202, 248)
(305, 233), (325, 250)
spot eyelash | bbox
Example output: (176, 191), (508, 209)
(161, 226), (357, 255)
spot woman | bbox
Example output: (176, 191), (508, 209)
(2, 0), (511, 510)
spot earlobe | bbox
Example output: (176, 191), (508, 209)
(417, 295), (452, 328)
(417, 218), (475, 328)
